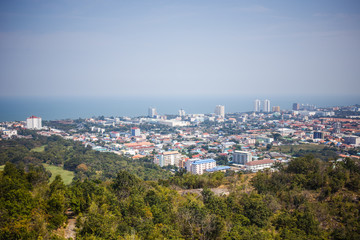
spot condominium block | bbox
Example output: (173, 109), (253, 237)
(157, 151), (184, 167)
(215, 105), (225, 118)
(232, 150), (252, 164)
(26, 116), (42, 129)
(186, 159), (216, 175)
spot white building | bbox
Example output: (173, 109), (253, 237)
(215, 105), (225, 118)
(131, 127), (140, 136)
(1, 129), (17, 138)
(26, 116), (42, 129)
(263, 99), (271, 112)
(156, 151), (184, 167)
(110, 131), (120, 138)
(179, 109), (186, 117)
(186, 159), (217, 175)
(148, 107), (157, 118)
(233, 151), (252, 164)
(277, 128), (296, 136)
(157, 119), (190, 127)
(254, 99), (261, 112)
(245, 159), (274, 172)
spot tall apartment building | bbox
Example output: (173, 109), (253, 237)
(131, 127), (140, 136)
(179, 109), (186, 117)
(272, 106), (280, 112)
(232, 150), (252, 164)
(26, 116), (42, 129)
(263, 99), (271, 112)
(156, 151), (184, 167)
(254, 99), (261, 112)
(148, 107), (157, 117)
(333, 122), (341, 134)
(186, 159), (216, 175)
(215, 105), (225, 118)
(293, 103), (300, 110)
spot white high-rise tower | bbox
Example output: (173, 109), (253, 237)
(254, 99), (261, 112)
(179, 109), (186, 117)
(26, 116), (42, 129)
(148, 107), (157, 117)
(215, 105), (225, 118)
(263, 99), (271, 112)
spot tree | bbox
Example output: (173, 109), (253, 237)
(266, 144), (272, 151)
(241, 193), (272, 227)
(112, 170), (142, 198)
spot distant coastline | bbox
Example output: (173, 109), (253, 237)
(0, 95), (359, 122)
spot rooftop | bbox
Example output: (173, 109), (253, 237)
(245, 159), (274, 166)
(192, 159), (216, 165)
(206, 166), (231, 172)
(163, 151), (179, 155)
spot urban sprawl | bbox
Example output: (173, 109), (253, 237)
(1, 100), (360, 175)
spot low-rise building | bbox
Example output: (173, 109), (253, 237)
(343, 135), (360, 147)
(1, 129), (17, 138)
(206, 166), (231, 173)
(245, 159), (274, 172)
(186, 159), (216, 175)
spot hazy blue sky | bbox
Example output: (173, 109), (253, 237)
(1, 0), (360, 98)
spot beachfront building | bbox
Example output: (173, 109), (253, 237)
(215, 105), (225, 118)
(263, 99), (271, 112)
(254, 99), (261, 112)
(26, 116), (42, 129)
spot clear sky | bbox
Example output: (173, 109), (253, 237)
(1, 0), (359, 98)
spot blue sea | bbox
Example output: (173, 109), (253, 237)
(0, 95), (359, 122)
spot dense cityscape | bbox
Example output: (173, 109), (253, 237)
(2, 100), (360, 239)
(2, 100), (360, 175)
(1, 0), (360, 239)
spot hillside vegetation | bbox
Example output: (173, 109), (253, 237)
(0, 136), (360, 239)
(43, 164), (74, 185)
(0, 136), (171, 181)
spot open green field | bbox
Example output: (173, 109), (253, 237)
(43, 164), (74, 185)
(0, 163), (74, 185)
(271, 144), (326, 153)
(30, 145), (47, 152)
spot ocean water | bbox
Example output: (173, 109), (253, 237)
(0, 95), (359, 122)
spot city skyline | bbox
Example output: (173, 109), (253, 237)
(1, 0), (360, 98)
(0, 95), (359, 122)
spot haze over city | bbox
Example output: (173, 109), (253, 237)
(2, 2), (360, 239)
(1, 0), (360, 99)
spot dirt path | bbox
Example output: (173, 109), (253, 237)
(64, 209), (77, 239)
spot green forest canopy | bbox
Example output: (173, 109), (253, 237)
(1, 136), (360, 239)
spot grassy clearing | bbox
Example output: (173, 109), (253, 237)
(271, 144), (326, 153)
(0, 164), (74, 185)
(43, 164), (74, 185)
(31, 145), (47, 152)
